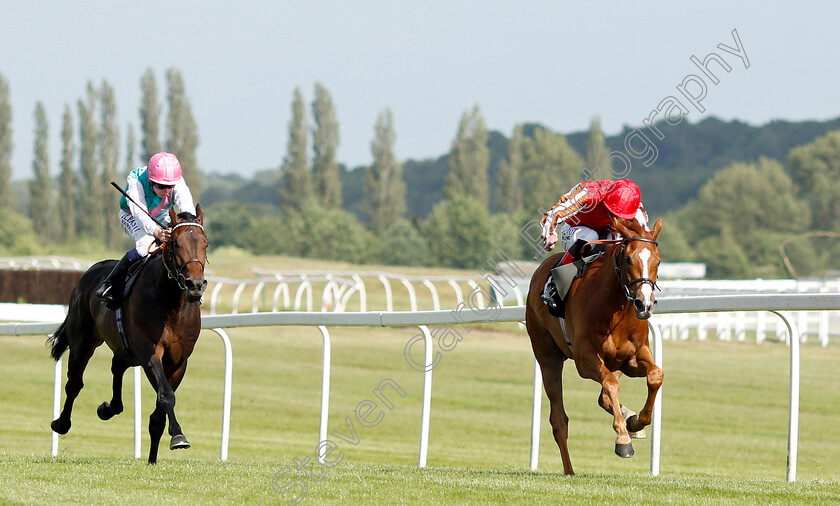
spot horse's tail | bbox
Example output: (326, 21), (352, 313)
(48, 320), (69, 361)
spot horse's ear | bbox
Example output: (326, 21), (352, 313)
(651, 218), (663, 241)
(195, 204), (203, 225)
(169, 206), (178, 225)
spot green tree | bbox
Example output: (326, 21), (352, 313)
(29, 102), (53, 241)
(165, 68), (201, 199)
(139, 68), (161, 163)
(0, 73), (14, 212)
(58, 105), (76, 242)
(585, 117), (611, 177)
(423, 193), (493, 268)
(677, 158), (810, 278)
(445, 105), (489, 206)
(521, 127), (584, 213)
(377, 219), (430, 266)
(99, 80), (121, 248)
(311, 82), (341, 207)
(690, 158), (809, 239)
(280, 88), (311, 213)
(281, 198), (376, 263)
(125, 122), (136, 176)
(495, 124), (524, 214)
(77, 82), (102, 238)
(696, 224), (750, 278)
(0, 209), (39, 255)
(363, 107), (406, 236)
(788, 130), (840, 231)
(654, 215), (695, 262)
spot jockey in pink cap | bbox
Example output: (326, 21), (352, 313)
(96, 152), (196, 305)
(540, 179), (649, 265)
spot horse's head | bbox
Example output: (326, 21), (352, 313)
(610, 216), (663, 320)
(166, 204), (208, 303)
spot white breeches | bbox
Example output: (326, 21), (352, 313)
(120, 211), (156, 257)
(559, 223), (617, 252)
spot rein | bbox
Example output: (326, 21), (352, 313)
(161, 222), (206, 292)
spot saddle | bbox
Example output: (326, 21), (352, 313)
(104, 254), (155, 311)
(541, 248), (604, 319)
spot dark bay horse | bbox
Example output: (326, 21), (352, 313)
(49, 205), (208, 464)
(526, 215), (663, 475)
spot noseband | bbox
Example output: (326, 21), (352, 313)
(613, 238), (659, 302)
(163, 222), (206, 291)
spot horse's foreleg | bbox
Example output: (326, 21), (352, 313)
(165, 361), (190, 450)
(600, 369), (634, 458)
(576, 343), (633, 458)
(142, 350), (190, 460)
(622, 346), (663, 433)
(148, 405), (166, 464)
(98, 356), (130, 421)
(51, 343), (96, 435)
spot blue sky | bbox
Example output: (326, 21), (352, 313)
(1, 1), (836, 181)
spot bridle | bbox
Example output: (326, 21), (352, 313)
(162, 222), (207, 291)
(612, 237), (660, 302)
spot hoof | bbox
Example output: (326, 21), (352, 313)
(97, 402), (113, 420)
(51, 418), (70, 435)
(170, 434), (190, 450)
(626, 415), (647, 439)
(615, 442), (635, 458)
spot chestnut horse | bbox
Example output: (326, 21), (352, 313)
(49, 206), (208, 464)
(526, 216), (663, 474)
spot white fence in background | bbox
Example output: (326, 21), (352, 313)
(2, 293), (839, 482)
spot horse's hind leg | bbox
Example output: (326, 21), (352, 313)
(528, 322), (575, 475)
(541, 358), (574, 474)
(97, 356), (130, 421)
(51, 340), (97, 435)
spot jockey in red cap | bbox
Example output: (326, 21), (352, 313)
(540, 179), (648, 265)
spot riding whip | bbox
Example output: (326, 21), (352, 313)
(110, 181), (168, 229)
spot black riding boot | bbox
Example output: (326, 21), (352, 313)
(95, 253), (135, 304)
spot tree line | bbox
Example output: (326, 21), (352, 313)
(0, 69), (199, 254)
(2, 68), (839, 278)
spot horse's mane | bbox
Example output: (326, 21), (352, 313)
(613, 217), (648, 238)
(177, 211), (198, 221)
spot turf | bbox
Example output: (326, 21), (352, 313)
(2, 326), (840, 504)
(1, 249), (839, 503)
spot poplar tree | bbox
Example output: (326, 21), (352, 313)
(77, 82), (102, 237)
(58, 105), (76, 242)
(363, 108), (406, 236)
(139, 68), (161, 164)
(29, 102), (53, 240)
(99, 80), (121, 248)
(125, 123), (136, 175)
(0, 74), (15, 212)
(496, 124), (524, 214)
(165, 68), (201, 199)
(521, 127), (584, 213)
(444, 105), (489, 206)
(311, 82), (341, 207)
(585, 117), (611, 179)
(281, 87), (311, 213)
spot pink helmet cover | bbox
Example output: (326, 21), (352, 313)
(147, 152), (182, 184)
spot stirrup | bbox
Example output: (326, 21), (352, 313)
(96, 283), (115, 303)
